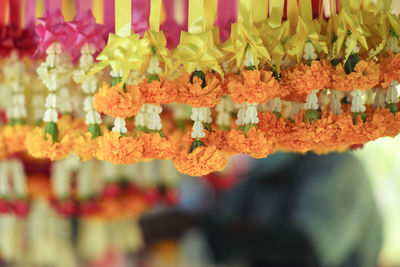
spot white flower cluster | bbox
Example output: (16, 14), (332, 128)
(112, 117), (128, 134)
(2, 53), (29, 122)
(235, 103), (247, 126)
(345, 37), (360, 55)
(191, 107), (212, 139)
(134, 104), (163, 131)
(37, 43), (63, 123)
(385, 80), (400, 104)
(244, 47), (259, 67)
(266, 97), (282, 113)
(0, 160), (27, 198)
(236, 103), (259, 126)
(350, 89), (366, 113)
(304, 90), (319, 110)
(216, 96), (234, 127)
(147, 56), (162, 74)
(73, 43), (101, 125)
(386, 35), (400, 54)
(303, 41), (318, 61)
(330, 90), (345, 115)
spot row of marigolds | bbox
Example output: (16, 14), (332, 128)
(0, 100), (394, 177)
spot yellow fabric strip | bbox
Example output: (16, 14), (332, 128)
(238, 0), (253, 27)
(115, 0), (132, 37)
(287, 0), (299, 34)
(253, 0), (268, 25)
(268, 0), (284, 28)
(204, 0), (217, 31)
(188, 0), (205, 34)
(62, 0), (75, 21)
(21, 0), (26, 28)
(299, 0), (313, 22)
(150, 0), (162, 32)
(36, 0), (44, 18)
(93, 0), (103, 24)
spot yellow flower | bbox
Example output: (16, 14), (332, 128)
(173, 146), (228, 176)
(96, 132), (144, 165)
(94, 82), (144, 118)
(2, 125), (32, 154)
(25, 127), (73, 161)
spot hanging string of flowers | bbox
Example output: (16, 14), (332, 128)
(0, 0), (400, 176)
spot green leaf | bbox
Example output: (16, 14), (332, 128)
(147, 74), (160, 83)
(44, 122), (58, 143)
(203, 123), (212, 132)
(304, 110), (320, 124)
(189, 140), (205, 153)
(385, 102), (398, 114)
(240, 123), (257, 137)
(89, 124), (101, 139)
(352, 112), (367, 125)
(191, 70), (206, 88)
(273, 111), (282, 118)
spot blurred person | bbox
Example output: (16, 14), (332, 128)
(140, 152), (382, 267)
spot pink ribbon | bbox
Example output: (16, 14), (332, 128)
(160, 0), (188, 48)
(103, 0), (115, 33)
(25, 0), (37, 29)
(75, 0), (93, 17)
(43, 0), (62, 16)
(68, 10), (107, 59)
(36, 10), (74, 56)
(131, 0), (150, 37)
(216, 0), (238, 42)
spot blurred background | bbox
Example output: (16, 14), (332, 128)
(0, 0), (400, 266)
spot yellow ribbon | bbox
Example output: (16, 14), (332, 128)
(333, 9), (369, 62)
(287, 0), (299, 34)
(93, 0), (103, 24)
(172, 0), (224, 75)
(368, 0), (400, 57)
(86, 34), (151, 84)
(299, 0), (313, 22)
(268, 0), (285, 28)
(253, 0), (268, 25)
(172, 30), (224, 75)
(62, 0), (75, 22)
(144, 0), (170, 74)
(115, 0), (131, 37)
(221, 0), (271, 69)
(285, 0), (328, 63)
(149, 0), (162, 32)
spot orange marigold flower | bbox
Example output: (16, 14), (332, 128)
(134, 77), (177, 105)
(281, 60), (332, 102)
(380, 52), (400, 88)
(173, 146), (229, 176)
(226, 127), (276, 158)
(139, 132), (178, 160)
(331, 60), (380, 92)
(25, 127), (73, 161)
(0, 132), (7, 159)
(73, 132), (99, 162)
(203, 128), (237, 155)
(94, 82), (143, 118)
(27, 174), (52, 199)
(175, 73), (223, 107)
(96, 132), (144, 165)
(2, 125), (32, 154)
(226, 70), (281, 103)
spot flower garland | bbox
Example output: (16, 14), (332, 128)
(1, 0), (400, 176)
